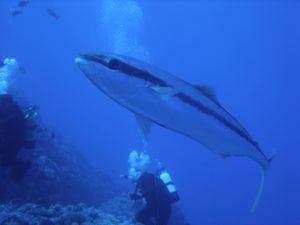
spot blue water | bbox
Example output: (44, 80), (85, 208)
(1, 0), (300, 224)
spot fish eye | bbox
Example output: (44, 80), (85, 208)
(108, 59), (119, 70)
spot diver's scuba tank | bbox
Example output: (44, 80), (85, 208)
(159, 168), (180, 203)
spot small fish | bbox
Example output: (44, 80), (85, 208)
(11, 10), (23, 16)
(18, 0), (29, 8)
(47, 9), (60, 20)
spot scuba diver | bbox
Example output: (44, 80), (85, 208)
(131, 171), (172, 225)
(0, 100), (51, 181)
(0, 57), (40, 180)
(125, 150), (181, 225)
(0, 94), (29, 180)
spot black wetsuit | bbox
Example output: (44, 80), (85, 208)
(0, 94), (29, 180)
(132, 172), (172, 225)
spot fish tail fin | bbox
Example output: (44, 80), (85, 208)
(251, 149), (276, 213)
(251, 170), (265, 213)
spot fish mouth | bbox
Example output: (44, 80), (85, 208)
(75, 56), (84, 64)
(75, 53), (110, 67)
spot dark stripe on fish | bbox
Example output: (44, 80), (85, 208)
(81, 54), (103, 64)
(118, 60), (262, 151)
(175, 93), (262, 152)
(119, 61), (261, 151)
(114, 60), (169, 87)
(84, 54), (169, 86)
(85, 54), (262, 152)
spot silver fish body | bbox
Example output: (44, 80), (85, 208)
(76, 53), (271, 170)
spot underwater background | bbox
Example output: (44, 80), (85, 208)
(0, 0), (300, 224)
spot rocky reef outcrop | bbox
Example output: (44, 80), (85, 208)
(0, 96), (188, 225)
(0, 132), (120, 206)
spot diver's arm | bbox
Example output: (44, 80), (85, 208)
(130, 184), (144, 200)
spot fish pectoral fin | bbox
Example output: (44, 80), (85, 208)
(149, 86), (179, 96)
(194, 84), (219, 104)
(135, 114), (152, 146)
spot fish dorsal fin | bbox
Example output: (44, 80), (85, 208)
(135, 114), (152, 146)
(150, 86), (179, 96)
(194, 85), (219, 104)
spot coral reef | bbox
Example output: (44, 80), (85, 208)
(0, 97), (187, 225)
(0, 133), (120, 206)
(0, 194), (137, 225)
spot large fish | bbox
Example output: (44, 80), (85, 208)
(75, 53), (274, 210)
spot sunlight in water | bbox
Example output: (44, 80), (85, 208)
(100, 0), (151, 62)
